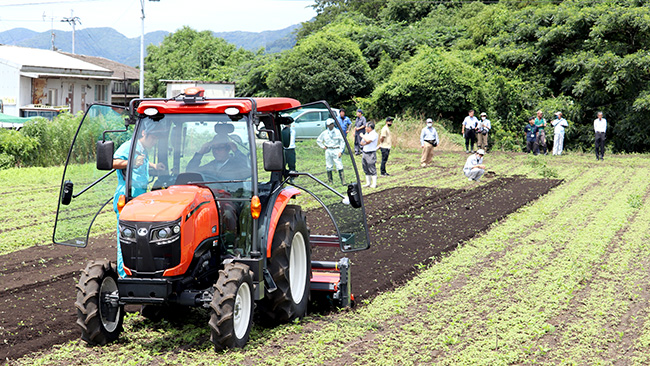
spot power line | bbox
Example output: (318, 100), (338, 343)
(0, 0), (104, 6)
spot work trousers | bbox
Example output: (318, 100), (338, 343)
(421, 143), (435, 165)
(284, 148), (296, 171)
(552, 132), (565, 155)
(325, 148), (343, 171)
(477, 132), (489, 150)
(380, 147), (390, 174)
(535, 130), (547, 154)
(362, 150), (377, 176)
(354, 131), (363, 154)
(465, 168), (485, 181)
(464, 129), (476, 151)
(526, 140), (536, 154)
(595, 132), (606, 159)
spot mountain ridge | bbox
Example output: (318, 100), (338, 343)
(0, 25), (298, 66)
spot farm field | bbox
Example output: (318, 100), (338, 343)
(1, 149), (649, 365)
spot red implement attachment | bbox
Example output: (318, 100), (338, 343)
(310, 235), (352, 307)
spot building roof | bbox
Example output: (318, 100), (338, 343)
(62, 52), (139, 80)
(0, 44), (112, 77)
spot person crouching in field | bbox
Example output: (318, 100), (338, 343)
(420, 118), (439, 167)
(463, 149), (486, 182)
(360, 122), (379, 188)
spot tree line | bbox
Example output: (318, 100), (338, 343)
(143, 1), (650, 153)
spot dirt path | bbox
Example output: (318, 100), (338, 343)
(0, 176), (560, 361)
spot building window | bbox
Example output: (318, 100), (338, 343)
(47, 89), (58, 106)
(94, 85), (108, 102)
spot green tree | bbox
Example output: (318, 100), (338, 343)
(267, 32), (372, 104)
(144, 27), (254, 97)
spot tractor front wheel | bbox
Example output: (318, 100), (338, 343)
(75, 260), (124, 345)
(209, 262), (254, 350)
(258, 205), (310, 325)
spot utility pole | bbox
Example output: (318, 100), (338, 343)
(42, 12), (56, 51)
(61, 10), (81, 54)
(140, 0), (160, 98)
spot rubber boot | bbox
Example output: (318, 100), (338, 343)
(370, 175), (377, 188)
(339, 169), (346, 185)
(327, 170), (333, 185)
(363, 175), (370, 187)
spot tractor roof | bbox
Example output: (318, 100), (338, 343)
(136, 97), (301, 115)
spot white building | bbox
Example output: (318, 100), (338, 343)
(162, 80), (235, 99)
(0, 45), (119, 119)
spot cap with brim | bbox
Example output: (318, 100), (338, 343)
(386, 117), (394, 121)
(480, 112), (487, 116)
(357, 109), (363, 113)
(426, 118), (433, 123)
(477, 149), (485, 155)
(554, 111), (562, 116)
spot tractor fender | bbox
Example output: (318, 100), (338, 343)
(265, 187), (301, 258)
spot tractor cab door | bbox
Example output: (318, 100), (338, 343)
(53, 104), (131, 247)
(278, 101), (370, 252)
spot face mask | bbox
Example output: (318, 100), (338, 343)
(481, 117), (486, 120)
(427, 122), (432, 127)
(387, 123), (392, 126)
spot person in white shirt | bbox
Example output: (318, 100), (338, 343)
(316, 118), (346, 185)
(461, 109), (479, 153)
(594, 112), (607, 161)
(420, 118), (439, 167)
(359, 122), (379, 188)
(477, 112), (491, 152)
(551, 111), (569, 155)
(463, 149), (486, 182)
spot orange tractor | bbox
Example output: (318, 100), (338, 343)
(53, 88), (370, 349)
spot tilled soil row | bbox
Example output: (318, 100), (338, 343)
(0, 176), (559, 361)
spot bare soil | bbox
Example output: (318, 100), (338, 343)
(0, 175), (560, 361)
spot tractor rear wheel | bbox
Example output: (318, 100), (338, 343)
(75, 260), (124, 345)
(258, 205), (310, 325)
(209, 262), (254, 350)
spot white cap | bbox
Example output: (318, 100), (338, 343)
(480, 112), (487, 116)
(477, 149), (485, 155)
(326, 118), (335, 125)
(426, 118), (433, 123)
(554, 111), (562, 116)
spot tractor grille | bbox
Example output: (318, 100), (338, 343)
(119, 219), (181, 276)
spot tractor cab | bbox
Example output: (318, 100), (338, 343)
(53, 88), (370, 350)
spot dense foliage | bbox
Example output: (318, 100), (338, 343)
(139, 1), (650, 153)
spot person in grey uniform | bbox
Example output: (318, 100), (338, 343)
(463, 149), (486, 182)
(359, 122), (379, 188)
(316, 118), (346, 185)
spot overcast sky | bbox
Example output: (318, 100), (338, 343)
(0, 0), (316, 38)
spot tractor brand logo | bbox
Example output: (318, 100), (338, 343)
(137, 228), (148, 237)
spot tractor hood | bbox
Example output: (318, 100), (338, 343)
(119, 185), (214, 222)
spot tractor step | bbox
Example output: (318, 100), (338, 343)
(310, 257), (352, 307)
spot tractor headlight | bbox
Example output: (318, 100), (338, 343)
(150, 220), (181, 245)
(119, 225), (136, 243)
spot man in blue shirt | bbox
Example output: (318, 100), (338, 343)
(524, 117), (538, 154)
(112, 122), (167, 277)
(337, 109), (352, 136)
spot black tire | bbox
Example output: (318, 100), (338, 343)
(75, 260), (124, 345)
(209, 262), (254, 351)
(258, 205), (311, 325)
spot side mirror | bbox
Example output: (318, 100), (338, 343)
(263, 141), (284, 171)
(96, 140), (114, 171)
(61, 180), (73, 205)
(347, 183), (362, 208)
